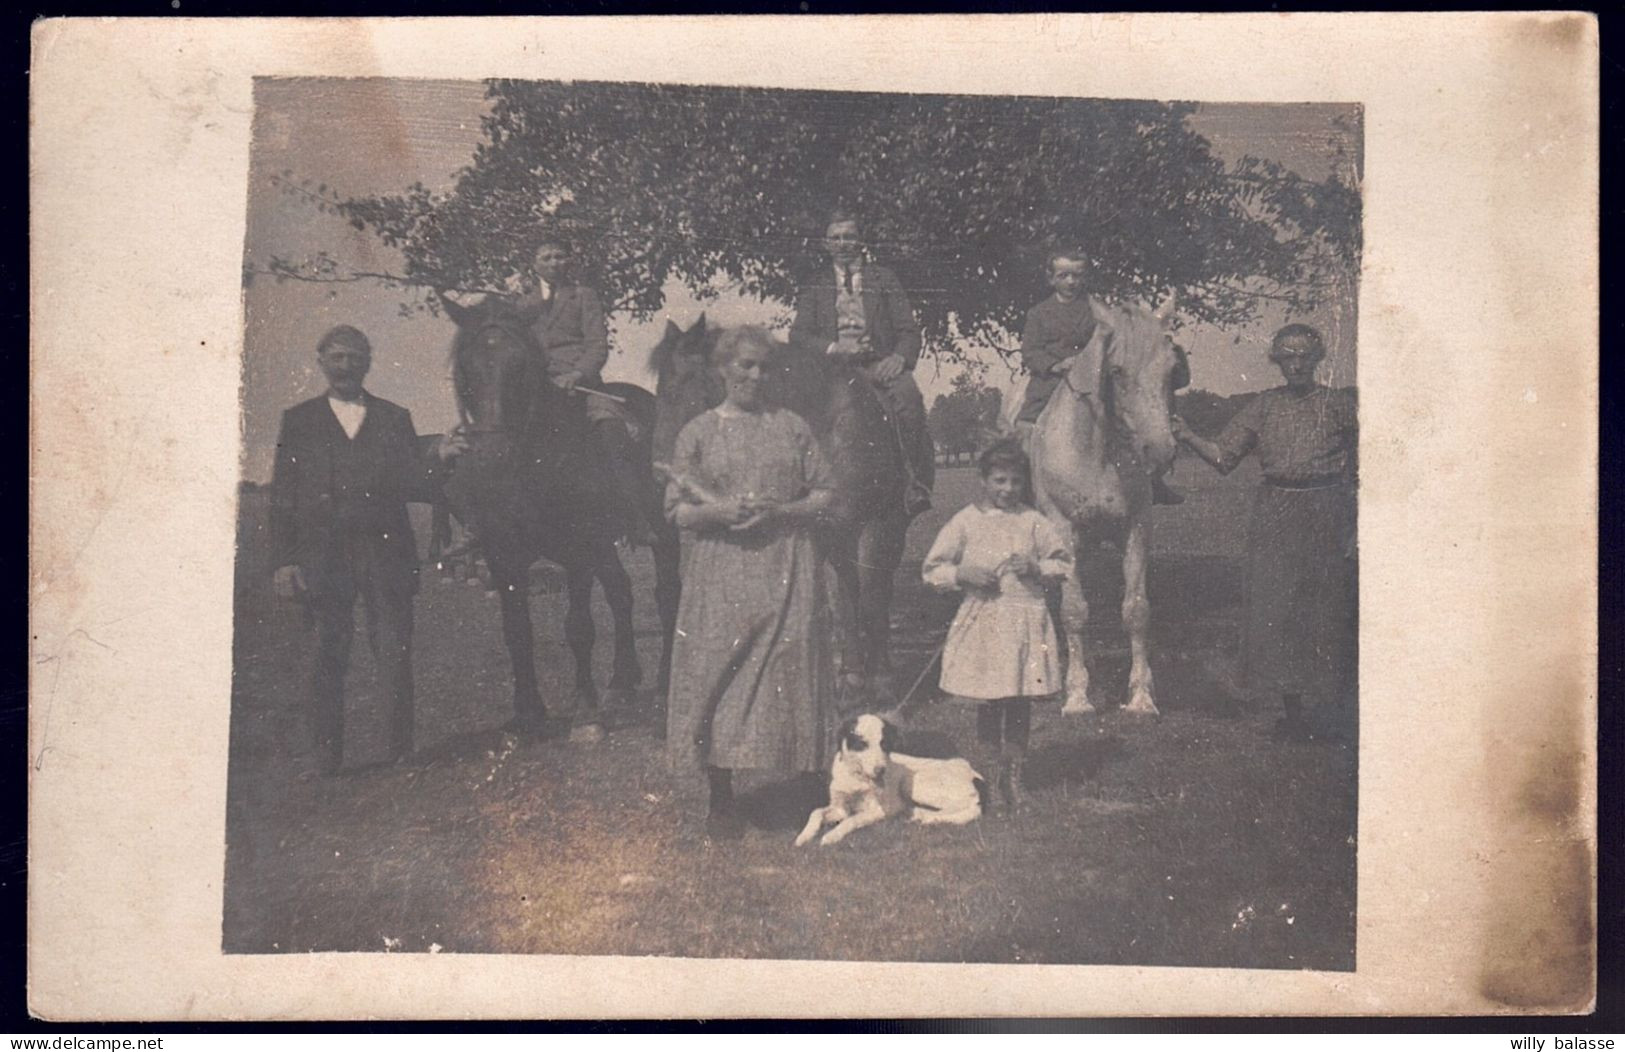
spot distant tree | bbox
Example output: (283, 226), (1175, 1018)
(261, 82), (1360, 362)
(929, 372), (1004, 461)
(926, 395), (973, 463)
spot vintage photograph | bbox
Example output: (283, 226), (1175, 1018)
(223, 77), (1361, 968)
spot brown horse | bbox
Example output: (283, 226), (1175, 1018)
(649, 316), (922, 708)
(439, 294), (682, 738)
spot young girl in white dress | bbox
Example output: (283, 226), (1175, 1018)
(921, 439), (1073, 807)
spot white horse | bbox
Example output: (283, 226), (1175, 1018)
(1028, 299), (1182, 716)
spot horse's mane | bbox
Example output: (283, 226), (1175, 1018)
(448, 341), (474, 422)
(645, 324), (680, 386)
(1096, 303), (1166, 374)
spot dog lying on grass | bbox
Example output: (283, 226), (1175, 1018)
(795, 714), (988, 847)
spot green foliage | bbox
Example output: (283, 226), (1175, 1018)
(325, 81), (1360, 355)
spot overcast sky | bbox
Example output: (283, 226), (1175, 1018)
(240, 79), (1359, 482)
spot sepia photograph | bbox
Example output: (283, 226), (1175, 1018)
(27, 14), (1596, 1020)
(226, 78), (1361, 968)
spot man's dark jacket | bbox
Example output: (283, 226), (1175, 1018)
(787, 262), (922, 368)
(269, 393), (438, 600)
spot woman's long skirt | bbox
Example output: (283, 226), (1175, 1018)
(1242, 481), (1358, 722)
(666, 525), (833, 774)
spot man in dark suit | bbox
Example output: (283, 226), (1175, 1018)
(788, 210), (934, 515)
(269, 325), (458, 775)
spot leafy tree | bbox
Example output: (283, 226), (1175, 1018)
(928, 372), (1004, 461)
(263, 81), (1360, 360)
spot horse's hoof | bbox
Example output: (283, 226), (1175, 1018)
(503, 713), (552, 741)
(1124, 679), (1159, 715)
(569, 721), (605, 745)
(1061, 698), (1098, 716)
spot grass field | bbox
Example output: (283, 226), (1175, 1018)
(223, 457), (1356, 968)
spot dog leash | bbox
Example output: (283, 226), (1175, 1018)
(888, 598), (989, 720)
(888, 638), (947, 720)
(889, 564), (1017, 721)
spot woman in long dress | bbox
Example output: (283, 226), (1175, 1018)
(1173, 324), (1358, 743)
(664, 327), (837, 838)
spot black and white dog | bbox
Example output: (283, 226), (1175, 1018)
(794, 714), (988, 847)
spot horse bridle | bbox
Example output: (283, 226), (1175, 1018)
(1057, 334), (1177, 447)
(1059, 340), (1128, 438)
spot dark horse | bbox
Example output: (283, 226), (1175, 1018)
(649, 316), (922, 708)
(439, 294), (682, 737)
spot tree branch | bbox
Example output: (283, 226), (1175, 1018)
(1189, 276), (1346, 309)
(246, 261), (506, 299)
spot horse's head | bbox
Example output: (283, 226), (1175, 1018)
(1086, 296), (1182, 475)
(649, 314), (723, 463)
(444, 294), (545, 436)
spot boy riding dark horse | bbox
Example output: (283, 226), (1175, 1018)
(443, 236), (656, 552)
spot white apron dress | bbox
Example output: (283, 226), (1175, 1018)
(921, 503), (1072, 701)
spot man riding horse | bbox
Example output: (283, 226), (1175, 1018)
(787, 209), (935, 517)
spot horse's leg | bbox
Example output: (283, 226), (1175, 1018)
(429, 501), (449, 566)
(826, 529), (865, 708)
(563, 560), (605, 743)
(493, 565), (547, 729)
(1058, 527), (1096, 716)
(597, 541), (642, 700)
(857, 514), (909, 708)
(652, 523), (682, 701)
(1121, 510), (1159, 716)
(449, 511), (474, 582)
